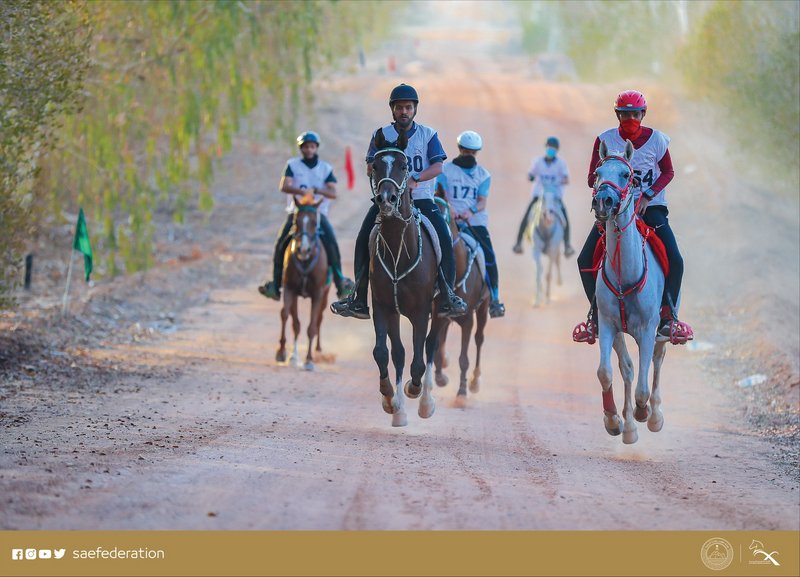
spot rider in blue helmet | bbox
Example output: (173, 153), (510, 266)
(330, 83), (468, 320)
(258, 131), (354, 301)
(513, 136), (574, 258)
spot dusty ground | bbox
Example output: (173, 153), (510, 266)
(1, 2), (798, 530)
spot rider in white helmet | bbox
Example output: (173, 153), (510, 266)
(513, 136), (574, 257)
(437, 130), (505, 318)
(258, 131), (354, 301)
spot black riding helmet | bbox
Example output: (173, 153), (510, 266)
(389, 84), (419, 106)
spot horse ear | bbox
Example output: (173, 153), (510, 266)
(624, 139), (634, 161)
(435, 182), (445, 198)
(395, 129), (408, 151)
(313, 197), (324, 208)
(374, 128), (386, 150)
(598, 140), (608, 160)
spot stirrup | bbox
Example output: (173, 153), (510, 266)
(572, 318), (597, 344)
(489, 300), (505, 318)
(657, 318), (694, 345)
(438, 294), (467, 318)
(512, 243), (524, 255)
(564, 246), (576, 258)
(330, 296), (370, 320)
(258, 281), (280, 301)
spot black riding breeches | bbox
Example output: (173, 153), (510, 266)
(576, 205), (683, 312)
(461, 224), (498, 292)
(272, 215), (294, 289)
(515, 197), (571, 246)
(352, 199), (456, 300)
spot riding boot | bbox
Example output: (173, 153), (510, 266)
(436, 271), (467, 318)
(489, 285), (505, 318)
(330, 270), (370, 320)
(561, 202), (575, 257)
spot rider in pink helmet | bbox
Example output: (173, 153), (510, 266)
(573, 89), (694, 345)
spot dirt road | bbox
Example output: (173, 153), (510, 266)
(2, 2), (797, 530)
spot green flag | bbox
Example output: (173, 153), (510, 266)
(73, 208), (93, 281)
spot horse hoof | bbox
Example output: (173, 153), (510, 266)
(290, 356), (299, 368)
(391, 412), (408, 427)
(276, 351), (287, 363)
(442, 354), (449, 369)
(435, 373), (449, 387)
(622, 428), (639, 444)
(647, 412), (664, 432)
(304, 361), (314, 371)
(381, 396), (394, 414)
(404, 379), (422, 399)
(634, 404), (651, 422)
(453, 394), (467, 409)
(418, 399), (435, 419)
(604, 415), (621, 436)
(469, 377), (480, 393)
(605, 425), (621, 436)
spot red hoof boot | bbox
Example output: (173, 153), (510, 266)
(572, 319), (598, 344)
(657, 318), (694, 345)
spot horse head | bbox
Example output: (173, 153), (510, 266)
(592, 139), (634, 222)
(539, 186), (559, 228)
(291, 197), (322, 262)
(434, 183), (458, 237)
(371, 128), (410, 219)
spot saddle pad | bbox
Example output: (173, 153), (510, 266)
(591, 219), (669, 278)
(459, 232), (486, 289)
(369, 211), (442, 267)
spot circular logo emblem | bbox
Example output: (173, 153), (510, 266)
(700, 537), (734, 571)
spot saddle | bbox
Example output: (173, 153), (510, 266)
(590, 218), (669, 278)
(369, 209), (442, 267)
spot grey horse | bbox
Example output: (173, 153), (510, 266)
(591, 140), (669, 444)
(529, 186), (564, 306)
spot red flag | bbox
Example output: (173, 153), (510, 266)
(388, 55), (396, 72)
(344, 146), (355, 190)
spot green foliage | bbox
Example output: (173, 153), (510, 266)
(16, 0), (393, 288)
(679, 0), (800, 186)
(0, 0), (90, 307)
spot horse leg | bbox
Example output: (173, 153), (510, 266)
(597, 320), (622, 437)
(470, 298), (488, 393)
(533, 248), (543, 307)
(556, 250), (563, 286)
(632, 327), (657, 426)
(433, 320), (450, 387)
(408, 311), (435, 419)
(304, 293), (322, 371)
(611, 332), (635, 443)
(648, 340), (667, 432)
(545, 252), (553, 304)
(289, 295), (301, 367)
(373, 308), (400, 424)
(315, 287), (328, 354)
(277, 296), (290, 363)
(454, 313), (474, 408)
(387, 312), (408, 426)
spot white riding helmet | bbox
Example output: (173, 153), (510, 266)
(456, 130), (482, 151)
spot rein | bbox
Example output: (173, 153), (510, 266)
(371, 147), (422, 313)
(290, 207), (322, 296)
(593, 154), (649, 333)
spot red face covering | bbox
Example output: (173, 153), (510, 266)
(619, 118), (642, 140)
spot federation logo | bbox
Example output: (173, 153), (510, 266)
(700, 537), (734, 571)
(749, 540), (781, 566)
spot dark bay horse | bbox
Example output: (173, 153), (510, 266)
(430, 190), (490, 407)
(276, 198), (331, 371)
(370, 128), (438, 426)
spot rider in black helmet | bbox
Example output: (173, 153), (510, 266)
(330, 83), (468, 320)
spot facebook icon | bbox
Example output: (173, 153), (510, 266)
(11, 549), (23, 560)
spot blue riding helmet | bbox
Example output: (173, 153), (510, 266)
(545, 136), (560, 149)
(296, 131), (321, 147)
(389, 84), (419, 105)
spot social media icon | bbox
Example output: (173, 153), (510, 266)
(38, 549), (52, 559)
(11, 549), (23, 561)
(25, 548), (37, 560)
(54, 549), (66, 559)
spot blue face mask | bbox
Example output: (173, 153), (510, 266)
(545, 147), (557, 159)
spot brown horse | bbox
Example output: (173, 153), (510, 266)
(430, 188), (490, 407)
(276, 198), (331, 371)
(370, 128), (439, 427)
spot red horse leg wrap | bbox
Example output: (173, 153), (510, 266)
(602, 388), (617, 413)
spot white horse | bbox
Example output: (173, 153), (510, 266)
(528, 187), (564, 306)
(592, 140), (668, 444)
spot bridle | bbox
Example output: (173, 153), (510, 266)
(291, 204), (321, 267)
(592, 154), (636, 226)
(370, 148), (409, 215)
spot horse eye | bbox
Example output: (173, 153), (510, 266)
(623, 172), (630, 178)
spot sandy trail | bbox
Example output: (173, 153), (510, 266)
(1, 1), (797, 531)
